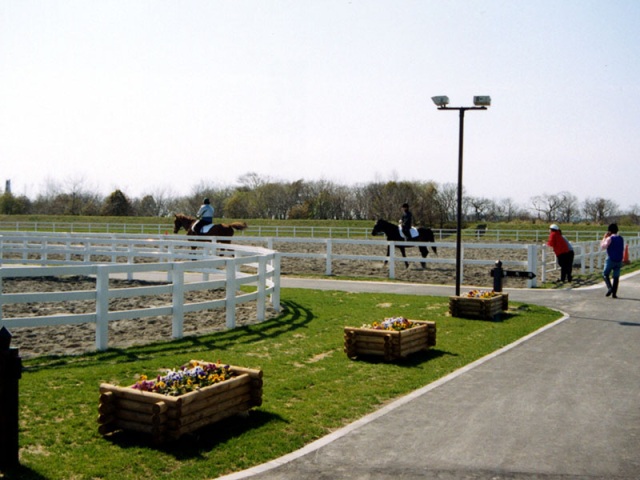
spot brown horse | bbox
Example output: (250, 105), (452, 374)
(173, 214), (248, 238)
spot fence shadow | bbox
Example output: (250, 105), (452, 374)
(22, 300), (313, 373)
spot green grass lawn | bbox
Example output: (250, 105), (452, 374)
(5, 288), (561, 480)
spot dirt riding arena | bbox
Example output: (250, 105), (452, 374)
(3, 240), (539, 359)
(275, 240), (535, 287)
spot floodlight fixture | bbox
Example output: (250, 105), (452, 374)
(473, 96), (491, 107)
(431, 96), (450, 108)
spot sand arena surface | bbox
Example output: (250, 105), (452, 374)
(3, 241), (538, 359)
(3, 276), (278, 359)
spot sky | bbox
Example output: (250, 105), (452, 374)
(1, 0), (640, 210)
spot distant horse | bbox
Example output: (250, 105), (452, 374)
(371, 219), (437, 268)
(173, 214), (248, 241)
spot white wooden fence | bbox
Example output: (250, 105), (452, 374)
(1, 232), (638, 352)
(191, 234), (639, 286)
(2, 220), (638, 242)
(540, 237), (639, 281)
(0, 232), (280, 351)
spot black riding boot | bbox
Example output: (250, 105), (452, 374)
(604, 276), (613, 296)
(612, 277), (619, 299)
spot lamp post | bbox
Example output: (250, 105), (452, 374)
(432, 96), (490, 296)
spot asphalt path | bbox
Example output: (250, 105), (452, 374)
(218, 272), (640, 480)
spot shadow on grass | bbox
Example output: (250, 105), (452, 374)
(347, 348), (455, 366)
(449, 312), (515, 323)
(0, 464), (49, 480)
(101, 409), (285, 459)
(23, 300), (313, 372)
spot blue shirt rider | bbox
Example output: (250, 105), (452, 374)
(194, 198), (214, 234)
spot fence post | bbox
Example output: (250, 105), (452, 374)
(225, 260), (237, 329)
(271, 254), (281, 312)
(527, 245), (538, 288)
(171, 264), (185, 338)
(0, 326), (22, 470)
(95, 267), (110, 351)
(257, 256), (267, 322)
(325, 239), (333, 276)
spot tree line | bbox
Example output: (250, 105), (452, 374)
(1, 173), (637, 227)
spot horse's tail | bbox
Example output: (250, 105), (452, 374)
(424, 227), (437, 255)
(230, 222), (248, 231)
(425, 228), (435, 243)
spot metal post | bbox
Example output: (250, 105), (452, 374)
(0, 326), (22, 469)
(455, 109), (465, 296)
(435, 102), (487, 297)
(493, 260), (503, 292)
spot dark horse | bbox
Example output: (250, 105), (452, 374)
(173, 214), (248, 241)
(371, 219), (437, 268)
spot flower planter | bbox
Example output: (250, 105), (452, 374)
(344, 320), (436, 361)
(449, 293), (509, 320)
(98, 364), (262, 444)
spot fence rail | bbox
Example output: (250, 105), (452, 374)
(167, 234), (639, 286)
(2, 221), (638, 242)
(0, 232), (280, 352)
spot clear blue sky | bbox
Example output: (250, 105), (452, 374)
(2, 1), (639, 210)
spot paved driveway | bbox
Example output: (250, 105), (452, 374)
(219, 273), (640, 480)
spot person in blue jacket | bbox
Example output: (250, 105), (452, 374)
(600, 223), (624, 298)
(193, 198), (214, 234)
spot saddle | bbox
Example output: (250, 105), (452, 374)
(398, 226), (419, 240)
(192, 222), (215, 234)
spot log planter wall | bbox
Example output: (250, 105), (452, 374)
(344, 320), (436, 361)
(98, 365), (263, 444)
(448, 293), (509, 321)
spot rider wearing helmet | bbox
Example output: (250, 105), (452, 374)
(194, 198), (214, 234)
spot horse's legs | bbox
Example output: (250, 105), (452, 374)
(419, 246), (428, 269)
(384, 245), (390, 266)
(400, 246), (409, 269)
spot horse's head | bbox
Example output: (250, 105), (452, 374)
(173, 214), (191, 234)
(173, 215), (181, 234)
(371, 219), (386, 237)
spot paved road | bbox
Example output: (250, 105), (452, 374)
(219, 273), (640, 480)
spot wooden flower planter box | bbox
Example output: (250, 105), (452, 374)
(449, 293), (509, 320)
(344, 320), (436, 361)
(98, 365), (263, 444)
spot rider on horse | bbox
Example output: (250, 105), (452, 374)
(400, 203), (413, 240)
(193, 198), (214, 234)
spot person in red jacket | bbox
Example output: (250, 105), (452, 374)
(546, 224), (573, 282)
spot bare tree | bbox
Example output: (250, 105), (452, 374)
(237, 172), (268, 190)
(412, 181), (439, 227)
(365, 181), (419, 221)
(434, 183), (458, 228)
(33, 177), (102, 215)
(530, 193), (564, 222)
(582, 197), (619, 223)
(496, 197), (522, 222)
(135, 187), (175, 217)
(556, 192), (579, 222)
(468, 196), (493, 222)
